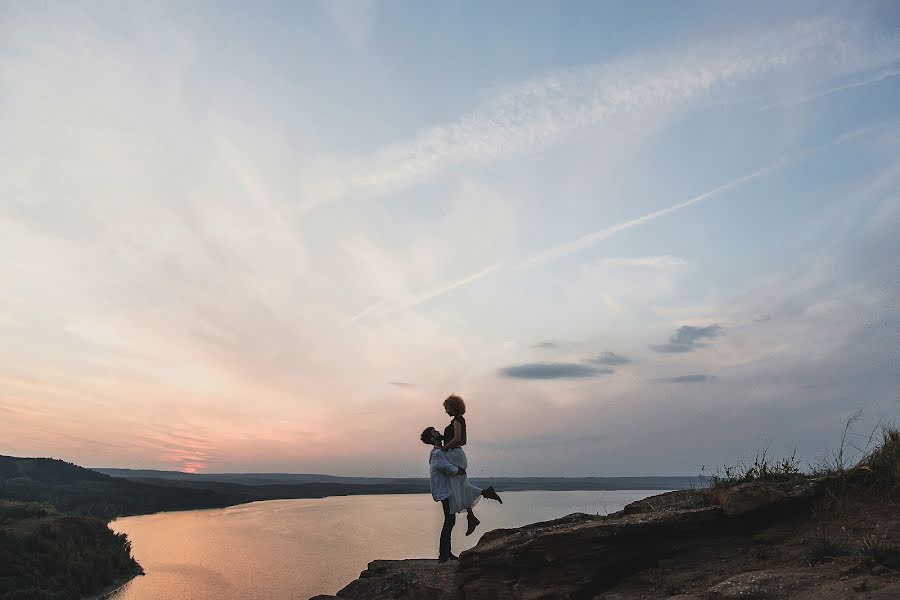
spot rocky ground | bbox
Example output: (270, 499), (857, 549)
(311, 460), (900, 600)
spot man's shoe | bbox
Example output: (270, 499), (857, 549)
(482, 486), (503, 504)
(438, 556), (450, 563)
(465, 513), (480, 536)
(448, 553), (459, 561)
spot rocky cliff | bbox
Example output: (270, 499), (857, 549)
(312, 473), (900, 600)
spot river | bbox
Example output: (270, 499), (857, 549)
(109, 490), (662, 600)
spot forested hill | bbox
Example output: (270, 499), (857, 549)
(0, 455), (424, 522)
(3, 455), (702, 523)
(96, 466), (703, 492)
(0, 459), (148, 599)
(0, 500), (142, 600)
(93, 468), (386, 485)
(1, 455), (252, 521)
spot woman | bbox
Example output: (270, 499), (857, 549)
(441, 394), (502, 536)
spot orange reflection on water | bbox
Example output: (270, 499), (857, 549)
(108, 491), (660, 600)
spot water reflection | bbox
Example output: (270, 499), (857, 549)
(110, 490), (661, 600)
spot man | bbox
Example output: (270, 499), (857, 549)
(420, 426), (466, 562)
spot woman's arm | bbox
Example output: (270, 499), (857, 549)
(443, 420), (463, 450)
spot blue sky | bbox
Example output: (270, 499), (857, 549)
(0, 1), (898, 476)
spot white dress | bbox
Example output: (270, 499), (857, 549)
(444, 447), (482, 514)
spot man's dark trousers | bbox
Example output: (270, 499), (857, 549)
(439, 498), (455, 559)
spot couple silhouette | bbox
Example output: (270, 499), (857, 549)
(420, 394), (502, 563)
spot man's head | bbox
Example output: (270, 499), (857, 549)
(420, 426), (442, 447)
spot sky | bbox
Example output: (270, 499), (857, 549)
(1, 1), (898, 477)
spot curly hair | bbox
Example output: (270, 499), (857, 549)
(420, 427), (438, 444)
(443, 394), (466, 416)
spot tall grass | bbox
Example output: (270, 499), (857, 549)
(853, 426), (900, 494)
(704, 449), (804, 490)
(703, 411), (898, 494)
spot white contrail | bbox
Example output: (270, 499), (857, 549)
(516, 161), (783, 269)
(348, 122), (893, 321)
(350, 158), (786, 322)
(299, 19), (886, 211)
(514, 120), (895, 269)
(348, 164), (773, 323)
(408, 263), (502, 307)
(349, 263), (501, 322)
(759, 67), (900, 111)
(349, 300), (385, 323)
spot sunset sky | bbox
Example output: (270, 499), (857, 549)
(1, 1), (898, 476)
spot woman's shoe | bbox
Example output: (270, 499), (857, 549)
(465, 513), (480, 536)
(482, 486), (503, 504)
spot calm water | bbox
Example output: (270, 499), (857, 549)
(109, 490), (662, 600)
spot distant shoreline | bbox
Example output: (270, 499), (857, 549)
(94, 467), (706, 493)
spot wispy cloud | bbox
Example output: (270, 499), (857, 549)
(300, 18), (897, 209)
(351, 161), (776, 321)
(323, 0), (378, 48)
(588, 352), (631, 366)
(498, 362), (615, 380)
(651, 374), (718, 384)
(652, 324), (724, 353)
(533, 341), (560, 349)
(351, 120), (886, 319)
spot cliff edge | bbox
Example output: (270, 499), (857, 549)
(312, 431), (900, 599)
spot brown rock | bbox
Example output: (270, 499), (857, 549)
(868, 581), (900, 598)
(314, 481), (832, 600)
(330, 559), (459, 600)
(714, 483), (787, 516)
(459, 508), (725, 600)
(623, 489), (711, 515)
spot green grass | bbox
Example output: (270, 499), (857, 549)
(704, 449), (805, 490)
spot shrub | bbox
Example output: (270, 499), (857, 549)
(805, 530), (850, 565)
(859, 530), (900, 569)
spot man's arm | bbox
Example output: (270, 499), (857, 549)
(431, 451), (460, 475)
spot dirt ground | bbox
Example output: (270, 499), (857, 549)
(596, 496), (900, 599)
